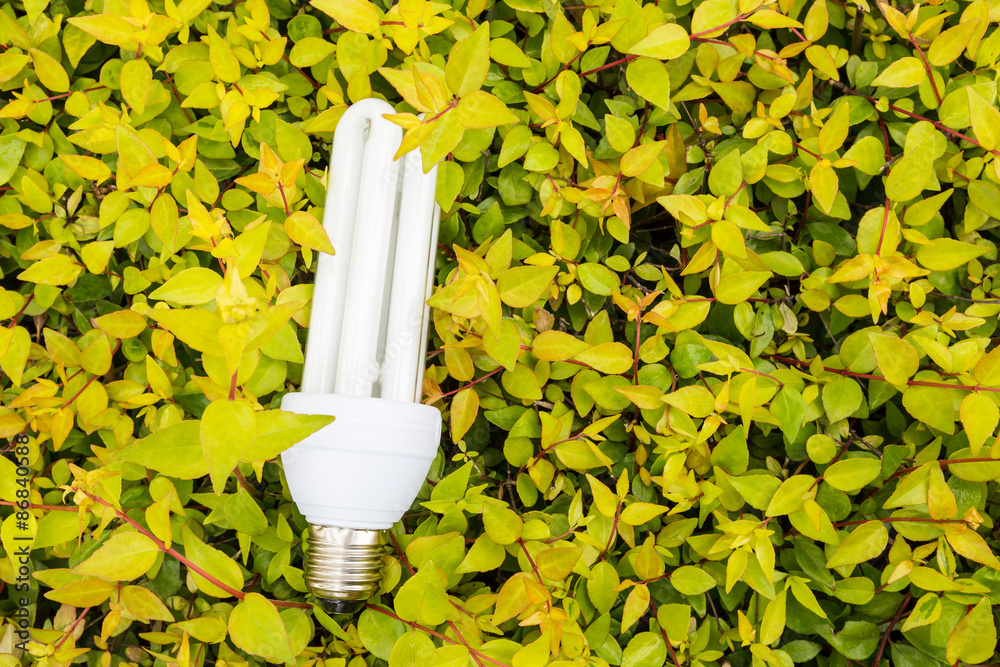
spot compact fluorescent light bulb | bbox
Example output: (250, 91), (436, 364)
(280, 99), (442, 613)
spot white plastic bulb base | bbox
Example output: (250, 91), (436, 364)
(280, 392), (441, 611)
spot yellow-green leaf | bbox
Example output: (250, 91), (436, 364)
(150, 267), (223, 305)
(456, 90), (519, 129)
(872, 58), (926, 87)
(72, 532), (160, 581)
(229, 592), (297, 663)
(713, 271), (771, 305)
(120, 58), (153, 115)
(208, 26), (241, 84)
(497, 265), (558, 308)
(628, 24), (690, 60)
(30, 48), (70, 93)
(915, 238), (987, 271)
(446, 23), (490, 96)
(960, 392), (998, 456)
(450, 387), (479, 443)
(826, 521), (888, 568)
(201, 399), (256, 494)
(868, 332), (919, 386)
(182, 525), (244, 597)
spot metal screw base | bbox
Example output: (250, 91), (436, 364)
(305, 524), (388, 612)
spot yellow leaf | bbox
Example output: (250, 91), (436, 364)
(60, 154), (112, 183)
(120, 585), (175, 622)
(817, 103), (850, 155)
(18, 254), (84, 286)
(116, 125), (156, 177)
(309, 0), (380, 33)
(128, 162), (174, 188)
(285, 211), (334, 254)
(945, 525), (1000, 570)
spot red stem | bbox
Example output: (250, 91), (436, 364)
(78, 490), (310, 609)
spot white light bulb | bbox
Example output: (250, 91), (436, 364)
(280, 99), (442, 613)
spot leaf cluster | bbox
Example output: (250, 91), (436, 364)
(3, 0), (1000, 665)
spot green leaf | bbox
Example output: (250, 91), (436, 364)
(0, 135), (26, 186)
(729, 474), (782, 511)
(394, 565), (459, 626)
(587, 562), (620, 614)
(389, 631), (435, 667)
(577, 263), (621, 295)
(969, 87), (1000, 150)
(822, 376), (863, 423)
(622, 633), (666, 667)
(765, 475), (815, 516)
(902, 385), (955, 433)
(771, 387), (805, 442)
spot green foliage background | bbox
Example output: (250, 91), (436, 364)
(3, 0), (1000, 664)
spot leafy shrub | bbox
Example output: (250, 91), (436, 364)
(2, 0), (1000, 665)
